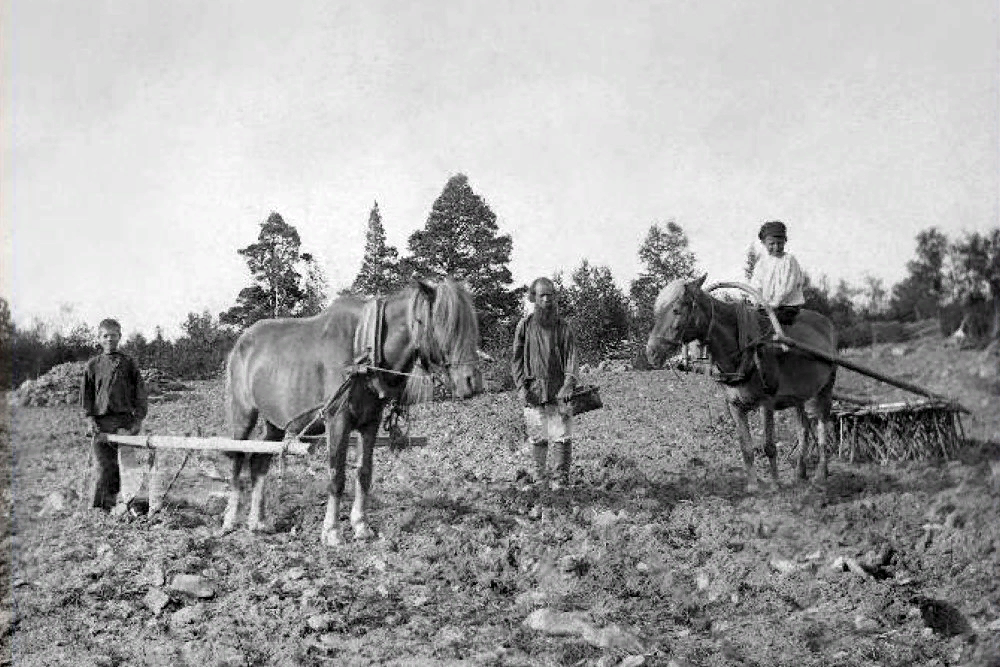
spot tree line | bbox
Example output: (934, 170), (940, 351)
(2, 174), (998, 388)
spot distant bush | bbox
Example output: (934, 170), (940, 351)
(938, 298), (993, 343)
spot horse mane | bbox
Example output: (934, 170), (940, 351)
(401, 277), (479, 404)
(407, 277), (480, 365)
(653, 279), (689, 315)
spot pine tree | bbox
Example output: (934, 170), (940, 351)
(405, 174), (521, 333)
(220, 212), (324, 330)
(352, 201), (401, 297)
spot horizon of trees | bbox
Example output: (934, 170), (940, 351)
(3, 177), (997, 387)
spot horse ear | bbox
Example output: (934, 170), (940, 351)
(416, 279), (436, 299)
(693, 273), (708, 288)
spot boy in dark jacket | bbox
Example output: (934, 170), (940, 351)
(81, 318), (150, 511)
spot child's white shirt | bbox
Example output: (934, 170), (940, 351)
(750, 252), (806, 307)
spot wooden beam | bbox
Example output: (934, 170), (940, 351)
(774, 334), (970, 413)
(104, 433), (429, 454)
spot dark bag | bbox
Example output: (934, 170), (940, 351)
(567, 384), (603, 416)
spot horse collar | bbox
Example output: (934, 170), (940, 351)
(354, 298), (386, 369)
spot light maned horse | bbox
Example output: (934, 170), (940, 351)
(224, 278), (482, 545)
(645, 275), (838, 491)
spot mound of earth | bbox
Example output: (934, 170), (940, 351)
(9, 361), (191, 407)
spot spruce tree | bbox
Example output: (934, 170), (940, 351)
(352, 201), (401, 297)
(406, 174), (520, 332)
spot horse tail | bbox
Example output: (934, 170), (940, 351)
(225, 331), (258, 438)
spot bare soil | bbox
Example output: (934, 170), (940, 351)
(3, 334), (1000, 666)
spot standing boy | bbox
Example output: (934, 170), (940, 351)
(511, 277), (579, 488)
(80, 318), (150, 512)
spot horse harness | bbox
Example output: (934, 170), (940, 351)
(686, 287), (773, 388)
(280, 298), (417, 448)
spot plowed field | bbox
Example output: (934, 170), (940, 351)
(4, 336), (1000, 666)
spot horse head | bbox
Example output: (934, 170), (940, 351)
(409, 278), (483, 399)
(645, 273), (709, 368)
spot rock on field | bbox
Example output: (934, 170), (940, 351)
(9, 362), (190, 407)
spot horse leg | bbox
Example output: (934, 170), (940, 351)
(321, 415), (352, 547)
(351, 421), (379, 541)
(794, 405), (810, 481)
(247, 422), (281, 533)
(812, 406), (831, 484)
(221, 408), (258, 534)
(727, 401), (759, 494)
(221, 454), (246, 534)
(761, 405), (780, 487)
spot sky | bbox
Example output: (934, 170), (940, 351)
(3, 0), (998, 340)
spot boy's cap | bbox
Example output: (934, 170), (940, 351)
(758, 220), (787, 241)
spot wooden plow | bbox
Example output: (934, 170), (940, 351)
(707, 282), (970, 462)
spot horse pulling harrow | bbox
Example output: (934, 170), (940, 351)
(707, 282), (969, 463)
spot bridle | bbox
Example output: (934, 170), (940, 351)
(654, 283), (716, 351)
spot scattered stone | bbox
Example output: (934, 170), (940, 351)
(169, 574), (215, 599)
(306, 613), (335, 632)
(580, 623), (644, 652)
(854, 614), (880, 633)
(141, 561), (166, 587)
(830, 555), (870, 577)
(39, 489), (77, 516)
(592, 510), (622, 529)
(284, 566), (306, 581)
(524, 608), (591, 636)
(695, 573), (710, 590)
(987, 618), (1000, 631)
(620, 656), (646, 667)
(770, 558), (808, 575)
(144, 588), (170, 615)
(524, 608), (643, 653)
(169, 604), (205, 628)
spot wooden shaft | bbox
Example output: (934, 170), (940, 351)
(773, 334), (968, 412)
(105, 434), (312, 456)
(104, 433), (429, 453)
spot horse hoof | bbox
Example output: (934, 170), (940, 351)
(323, 530), (343, 547)
(249, 521), (276, 535)
(353, 523), (375, 541)
(216, 524), (237, 538)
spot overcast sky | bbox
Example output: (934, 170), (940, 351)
(3, 0), (997, 339)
